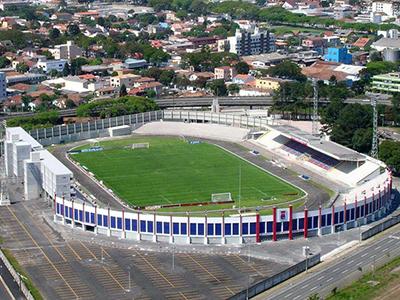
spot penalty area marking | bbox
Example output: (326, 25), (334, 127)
(160, 194), (173, 204)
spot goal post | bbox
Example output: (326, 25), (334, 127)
(211, 192), (232, 203)
(131, 142), (150, 149)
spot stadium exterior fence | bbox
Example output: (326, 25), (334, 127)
(228, 254), (321, 300)
(23, 110), (394, 244)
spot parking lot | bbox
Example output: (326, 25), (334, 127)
(0, 200), (290, 299)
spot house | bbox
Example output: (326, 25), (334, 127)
(128, 81), (163, 96)
(352, 37), (371, 49)
(214, 66), (237, 81)
(242, 53), (287, 69)
(110, 74), (141, 88)
(371, 37), (400, 52)
(232, 74), (256, 85)
(255, 77), (290, 91)
(302, 60), (364, 85)
(188, 72), (214, 82)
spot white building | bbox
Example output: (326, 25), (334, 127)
(0, 72), (6, 101)
(50, 41), (82, 60)
(36, 58), (67, 73)
(226, 27), (275, 56)
(5, 127), (72, 200)
(371, 1), (400, 18)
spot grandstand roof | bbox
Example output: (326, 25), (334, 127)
(272, 125), (365, 161)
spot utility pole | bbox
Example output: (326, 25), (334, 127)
(312, 78), (319, 136)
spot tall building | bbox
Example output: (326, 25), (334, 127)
(0, 72), (6, 101)
(51, 41), (82, 60)
(227, 26), (275, 56)
(323, 47), (352, 64)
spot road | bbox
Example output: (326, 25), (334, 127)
(0, 96), (392, 121)
(256, 216), (400, 299)
(0, 258), (25, 300)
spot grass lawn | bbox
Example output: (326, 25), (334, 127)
(71, 136), (303, 212)
(327, 255), (400, 300)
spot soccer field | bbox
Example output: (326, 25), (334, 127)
(71, 137), (303, 212)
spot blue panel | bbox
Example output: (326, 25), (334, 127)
(307, 217), (312, 229)
(292, 219), (298, 230)
(356, 207), (359, 219)
(74, 209), (78, 220)
(79, 210), (83, 222)
(339, 211), (344, 223)
(334, 212), (339, 224)
(85, 212), (90, 223)
(148, 221), (153, 233)
(56, 203), (60, 214)
(65, 206), (68, 217)
(163, 222), (170, 234)
(132, 219), (137, 231)
(215, 223), (221, 236)
(173, 222), (179, 235)
(117, 217), (122, 229)
(61, 205), (64, 215)
(361, 206), (364, 217)
(125, 219), (131, 231)
(346, 209), (350, 222)
(242, 223), (248, 235)
(103, 215), (108, 227)
(313, 216), (318, 228)
(260, 222), (266, 234)
(322, 215), (326, 227)
(69, 207), (72, 218)
(283, 221), (289, 231)
(190, 223), (196, 235)
(299, 218), (304, 230)
(250, 222), (256, 235)
(156, 221), (162, 234)
(198, 223), (204, 235)
(140, 220), (146, 232)
(232, 223), (239, 235)
(276, 222), (281, 232)
(225, 223), (231, 235)
(90, 213), (95, 224)
(111, 216), (116, 228)
(97, 214), (102, 226)
(181, 223), (187, 235)
(327, 214), (332, 226)
(350, 208), (355, 220)
(207, 224), (214, 236)
(267, 221), (273, 233)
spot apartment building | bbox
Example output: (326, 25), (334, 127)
(50, 41), (82, 60)
(226, 26), (275, 56)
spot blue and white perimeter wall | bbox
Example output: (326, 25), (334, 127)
(7, 110), (394, 244)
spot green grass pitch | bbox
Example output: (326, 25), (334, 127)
(71, 136), (303, 212)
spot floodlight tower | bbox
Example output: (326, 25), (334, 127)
(312, 78), (319, 136)
(371, 95), (378, 158)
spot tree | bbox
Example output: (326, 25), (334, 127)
(391, 93), (400, 125)
(235, 61), (250, 74)
(228, 84), (240, 95)
(267, 60), (306, 81)
(330, 104), (372, 150)
(159, 70), (175, 86)
(379, 140), (400, 175)
(0, 56), (10, 68)
(351, 128), (372, 153)
(207, 79), (228, 96)
(16, 62), (29, 73)
(49, 69), (59, 78)
(49, 28), (61, 40)
(62, 63), (70, 76)
(65, 99), (76, 109)
(21, 95), (33, 111)
(119, 84), (127, 97)
(67, 23), (81, 36)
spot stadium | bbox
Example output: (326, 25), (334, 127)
(3, 110), (394, 245)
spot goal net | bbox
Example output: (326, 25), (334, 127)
(131, 143), (150, 149)
(211, 192), (232, 203)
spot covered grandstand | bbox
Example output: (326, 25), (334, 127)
(256, 125), (384, 188)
